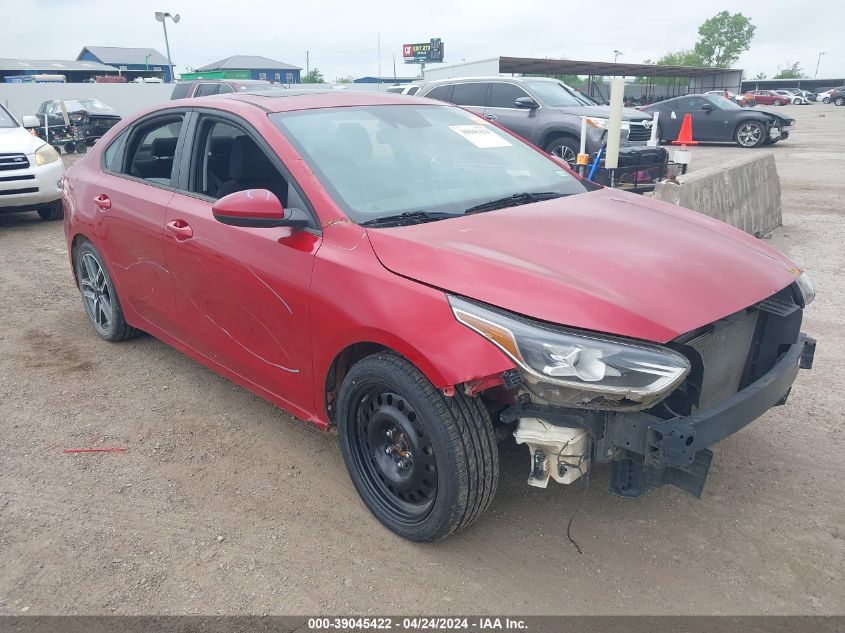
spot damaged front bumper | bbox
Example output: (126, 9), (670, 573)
(502, 333), (816, 499)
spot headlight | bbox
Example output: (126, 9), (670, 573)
(35, 144), (60, 166)
(795, 272), (815, 307)
(584, 117), (630, 131)
(449, 296), (690, 410)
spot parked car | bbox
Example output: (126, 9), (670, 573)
(640, 94), (795, 147)
(745, 90), (791, 106)
(829, 88), (845, 106)
(386, 84), (421, 95)
(417, 76), (654, 164)
(815, 88), (840, 104)
(62, 91), (816, 541)
(0, 102), (64, 220)
(170, 79), (276, 99)
(34, 99), (121, 148)
(773, 90), (810, 105)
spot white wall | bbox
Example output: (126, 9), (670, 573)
(423, 58), (501, 81)
(0, 83), (174, 120)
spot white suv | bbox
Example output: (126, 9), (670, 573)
(0, 102), (65, 220)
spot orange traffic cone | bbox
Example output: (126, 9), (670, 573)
(671, 113), (698, 145)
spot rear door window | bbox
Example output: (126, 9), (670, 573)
(425, 85), (453, 103)
(196, 83), (220, 97)
(451, 83), (489, 107)
(123, 116), (184, 187)
(170, 83), (192, 99)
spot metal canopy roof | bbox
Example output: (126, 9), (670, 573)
(498, 56), (741, 78)
(79, 46), (170, 66)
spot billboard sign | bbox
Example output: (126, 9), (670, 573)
(403, 38), (444, 63)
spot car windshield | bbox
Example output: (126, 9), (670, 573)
(0, 104), (17, 128)
(271, 104), (594, 224)
(64, 99), (113, 112)
(706, 95), (742, 110)
(524, 80), (595, 107)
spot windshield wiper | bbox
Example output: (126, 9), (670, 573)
(464, 192), (566, 215)
(360, 210), (459, 228)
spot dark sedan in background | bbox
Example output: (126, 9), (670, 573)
(640, 94), (795, 148)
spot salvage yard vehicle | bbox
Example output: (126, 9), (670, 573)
(34, 99), (121, 149)
(0, 102), (64, 220)
(640, 94), (795, 147)
(170, 79), (275, 99)
(417, 76), (654, 165)
(745, 90), (790, 106)
(62, 90), (816, 542)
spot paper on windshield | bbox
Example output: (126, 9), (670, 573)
(449, 125), (512, 148)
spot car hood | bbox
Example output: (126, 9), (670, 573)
(366, 189), (799, 344)
(0, 126), (46, 154)
(556, 105), (650, 121)
(752, 107), (794, 123)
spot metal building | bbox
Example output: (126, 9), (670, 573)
(0, 58), (118, 83)
(77, 46), (172, 82)
(195, 56), (302, 84)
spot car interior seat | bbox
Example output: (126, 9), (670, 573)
(217, 135), (288, 205)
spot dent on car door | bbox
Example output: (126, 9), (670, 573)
(163, 115), (320, 412)
(93, 113), (186, 334)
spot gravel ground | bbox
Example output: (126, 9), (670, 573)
(0, 104), (843, 616)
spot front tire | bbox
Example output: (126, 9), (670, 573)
(337, 352), (498, 541)
(835, 97), (845, 106)
(822, 97), (831, 104)
(735, 121), (766, 148)
(37, 201), (63, 221)
(773, 100), (783, 106)
(74, 241), (139, 342)
(543, 136), (580, 167)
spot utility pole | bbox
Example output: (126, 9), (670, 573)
(154, 11), (180, 83)
(377, 32), (382, 87)
(393, 53), (397, 81)
(815, 51), (825, 78)
(305, 51), (310, 77)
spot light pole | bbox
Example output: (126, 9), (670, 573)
(613, 50), (623, 63)
(154, 11), (180, 83)
(815, 51), (825, 78)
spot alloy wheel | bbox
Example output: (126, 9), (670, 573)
(79, 252), (113, 333)
(737, 123), (763, 147)
(550, 144), (577, 166)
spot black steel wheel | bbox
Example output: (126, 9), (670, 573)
(337, 352), (498, 541)
(74, 241), (140, 342)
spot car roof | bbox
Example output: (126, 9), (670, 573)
(202, 89), (442, 113)
(422, 75), (558, 85)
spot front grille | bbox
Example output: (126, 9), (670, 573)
(0, 153), (30, 171)
(0, 174), (35, 183)
(627, 122), (652, 143)
(686, 310), (759, 410)
(0, 187), (38, 196)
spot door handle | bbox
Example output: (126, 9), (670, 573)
(93, 194), (111, 210)
(166, 219), (193, 241)
(485, 113), (497, 121)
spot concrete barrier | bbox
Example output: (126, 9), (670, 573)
(652, 152), (781, 237)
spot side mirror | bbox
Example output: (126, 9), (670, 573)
(514, 96), (540, 109)
(212, 189), (310, 229)
(701, 103), (713, 112)
(22, 115), (40, 129)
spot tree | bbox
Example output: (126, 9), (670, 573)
(302, 68), (324, 83)
(657, 49), (704, 67)
(773, 62), (806, 79)
(752, 72), (767, 80)
(693, 11), (756, 67)
(336, 75), (354, 84)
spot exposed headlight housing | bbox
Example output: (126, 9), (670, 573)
(794, 271), (815, 307)
(35, 144), (60, 166)
(449, 296), (690, 411)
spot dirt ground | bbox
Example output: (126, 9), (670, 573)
(1, 104), (843, 616)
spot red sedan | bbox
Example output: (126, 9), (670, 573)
(62, 91), (816, 541)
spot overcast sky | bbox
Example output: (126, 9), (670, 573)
(8, 0), (843, 81)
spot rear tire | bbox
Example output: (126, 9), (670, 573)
(337, 352), (498, 541)
(74, 241), (140, 342)
(822, 97), (831, 104)
(37, 201), (63, 221)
